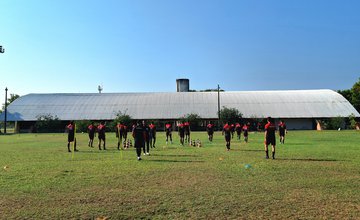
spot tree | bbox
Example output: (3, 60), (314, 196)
(179, 113), (202, 130)
(351, 78), (360, 113)
(1, 93), (20, 112)
(35, 114), (62, 133)
(219, 106), (242, 125)
(110, 111), (133, 132)
(337, 89), (352, 103)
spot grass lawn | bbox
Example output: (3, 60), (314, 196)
(0, 130), (359, 219)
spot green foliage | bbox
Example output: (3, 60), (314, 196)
(319, 117), (345, 130)
(113, 111), (132, 126)
(219, 106), (242, 125)
(1, 93), (20, 111)
(108, 111), (133, 132)
(75, 120), (92, 133)
(351, 78), (360, 112)
(179, 113), (202, 130)
(35, 114), (62, 133)
(348, 113), (358, 129)
(337, 89), (352, 102)
(329, 116), (345, 130)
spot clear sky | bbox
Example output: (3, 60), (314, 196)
(1, 0), (359, 101)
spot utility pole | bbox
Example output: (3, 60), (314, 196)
(217, 84), (221, 126)
(4, 87), (8, 134)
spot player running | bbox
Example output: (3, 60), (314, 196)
(206, 122), (214, 142)
(132, 120), (145, 161)
(178, 122), (185, 146)
(264, 117), (276, 159)
(243, 123), (249, 143)
(165, 122), (173, 144)
(278, 120), (287, 144)
(87, 122), (96, 147)
(149, 122), (156, 148)
(222, 122), (232, 151)
(115, 122), (124, 150)
(143, 120), (150, 155)
(97, 121), (106, 150)
(184, 121), (191, 143)
(235, 122), (242, 141)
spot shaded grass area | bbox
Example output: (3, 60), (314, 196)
(0, 131), (359, 219)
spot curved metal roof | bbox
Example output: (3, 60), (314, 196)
(1, 89), (359, 121)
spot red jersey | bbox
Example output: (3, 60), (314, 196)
(67, 124), (74, 131)
(265, 122), (276, 139)
(149, 123), (156, 130)
(207, 123), (213, 129)
(242, 125), (248, 131)
(165, 124), (171, 129)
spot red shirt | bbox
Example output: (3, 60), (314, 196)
(149, 124), (156, 130)
(67, 124), (74, 131)
(223, 123), (231, 131)
(207, 123), (213, 128)
(165, 124), (171, 129)
(242, 125), (248, 131)
(98, 124), (105, 131)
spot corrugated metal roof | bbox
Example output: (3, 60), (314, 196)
(1, 89), (359, 121)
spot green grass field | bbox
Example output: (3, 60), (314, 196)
(0, 131), (359, 219)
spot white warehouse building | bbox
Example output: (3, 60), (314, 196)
(1, 88), (359, 131)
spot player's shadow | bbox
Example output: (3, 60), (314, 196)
(151, 154), (200, 157)
(277, 158), (346, 162)
(238, 149), (263, 152)
(149, 159), (205, 163)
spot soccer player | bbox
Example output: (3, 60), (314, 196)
(230, 123), (235, 139)
(243, 123), (249, 143)
(178, 122), (185, 146)
(165, 122), (173, 144)
(67, 121), (78, 152)
(132, 120), (145, 161)
(87, 122), (96, 147)
(97, 121), (106, 150)
(184, 121), (191, 143)
(278, 120), (287, 144)
(264, 117), (276, 159)
(115, 122), (124, 150)
(123, 124), (128, 141)
(143, 120), (150, 155)
(149, 122), (156, 148)
(222, 122), (232, 151)
(206, 122), (214, 142)
(235, 122), (242, 140)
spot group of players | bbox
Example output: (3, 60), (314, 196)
(66, 118), (287, 160)
(219, 118), (287, 159)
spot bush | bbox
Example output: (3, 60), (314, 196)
(219, 106), (242, 125)
(35, 114), (62, 133)
(75, 120), (92, 133)
(179, 113), (202, 130)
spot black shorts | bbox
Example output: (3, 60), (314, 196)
(279, 131), (285, 136)
(225, 135), (231, 142)
(208, 131), (214, 135)
(89, 134), (94, 140)
(266, 138), (276, 146)
(98, 134), (105, 141)
(166, 131), (171, 136)
(68, 134), (75, 142)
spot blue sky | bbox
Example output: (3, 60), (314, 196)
(1, 0), (359, 100)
